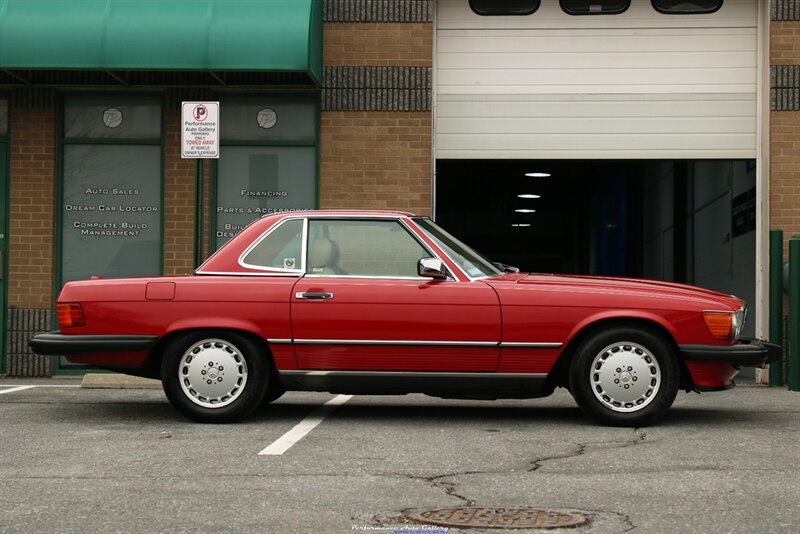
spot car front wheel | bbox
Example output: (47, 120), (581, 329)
(569, 326), (679, 427)
(161, 330), (269, 423)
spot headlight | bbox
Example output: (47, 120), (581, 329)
(703, 308), (744, 341)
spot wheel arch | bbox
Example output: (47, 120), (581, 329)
(547, 315), (692, 391)
(137, 326), (276, 380)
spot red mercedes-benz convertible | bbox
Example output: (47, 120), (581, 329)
(30, 211), (780, 426)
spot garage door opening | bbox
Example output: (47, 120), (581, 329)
(435, 158), (757, 337)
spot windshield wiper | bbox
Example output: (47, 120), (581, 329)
(492, 262), (520, 274)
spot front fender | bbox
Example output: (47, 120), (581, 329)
(564, 310), (679, 346)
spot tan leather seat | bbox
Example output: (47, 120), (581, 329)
(308, 237), (346, 275)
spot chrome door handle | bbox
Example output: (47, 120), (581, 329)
(295, 292), (334, 300)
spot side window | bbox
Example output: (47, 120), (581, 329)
(241, 219), (304, 271)
(652, 0), (722, 14)
(306, 220), (431, 278)
(560, 1), (630, 15)
(469, 0), (540, 16)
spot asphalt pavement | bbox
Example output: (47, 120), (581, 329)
(0, 379), (798, 533)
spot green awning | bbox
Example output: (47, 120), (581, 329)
(0, 0), (323, 85)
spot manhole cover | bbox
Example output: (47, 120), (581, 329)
(404, 507), (589, 529)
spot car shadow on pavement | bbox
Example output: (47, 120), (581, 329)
(43, 394), (796, 428)
(253, 400), (591, 426)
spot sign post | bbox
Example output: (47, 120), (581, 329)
(182, 102), (219, 267)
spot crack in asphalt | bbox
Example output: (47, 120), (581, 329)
(528, 428), (647, 472)
(378, 471), (489, 506)
(371, 428), (650, 529)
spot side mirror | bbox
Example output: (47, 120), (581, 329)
(418, 258), (448, 280)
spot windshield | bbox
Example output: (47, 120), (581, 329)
(413, 218), (502, 279)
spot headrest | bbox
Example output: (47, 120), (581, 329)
(309, 238), (335, 268)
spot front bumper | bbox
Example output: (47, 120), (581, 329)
(29, 331), (159, 355)
(678, 337), (782, 367)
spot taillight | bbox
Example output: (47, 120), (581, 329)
(57, 303), (85, 328)
(703, 311), (733, 340)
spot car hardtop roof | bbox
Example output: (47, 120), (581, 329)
(262, 209), (418, 220)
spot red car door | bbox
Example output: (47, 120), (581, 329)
(290, 218), (501, 371)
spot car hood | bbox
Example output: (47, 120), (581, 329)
(488, 272), (743, 310)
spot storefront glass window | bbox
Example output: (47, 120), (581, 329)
(215, 146), (316, 246)
(60, 95), (162, 284)
(213, 96), (318, 249)
(220, 100), (316, 142)
(64, 95), (160, 139)
(61, 144), (161, 283)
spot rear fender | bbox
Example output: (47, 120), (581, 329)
(164, 318), (265, 339)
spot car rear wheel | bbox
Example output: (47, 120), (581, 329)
(569, 326), (679, 427)
(161, 330), (269, 423)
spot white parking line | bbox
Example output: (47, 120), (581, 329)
(0, 385), (38, 395)
(0, 385), (81, 394)
(259, 394), (353, 456)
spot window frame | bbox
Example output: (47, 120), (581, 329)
(469, 0), (541, 16)
(303, 217), (451, 281)
(651, 0), (723, 15)
(559, 0), (631, 16)
(238, 217), (307, 274)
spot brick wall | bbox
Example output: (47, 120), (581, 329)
(770, 5), (800, 260)
(324, 23), (433, 66)
(770, 113), (800, 261)
(320, 112), (431, 214)
(321, 11), (433, 216)
(771, 22), (800, 64)
(163, 110), (197, 276)
(7, 108), (55, 309)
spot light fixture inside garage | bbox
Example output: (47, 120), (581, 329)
(511, 223), (531, 227)
(515, 209), (536, 213)
(517, 194), (541, 199)
(524, 172), (551, 178)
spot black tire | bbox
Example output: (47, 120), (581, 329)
(161, 330), (269, 423)
(568, 326), (679, 427)
(259, 373), (286, 406)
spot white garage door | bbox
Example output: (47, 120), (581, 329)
(435, 0), (758, 159)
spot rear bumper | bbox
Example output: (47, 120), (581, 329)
(678, 337), (782, 367)
(29, 332), (159, 355)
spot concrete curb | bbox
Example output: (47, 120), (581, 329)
(81, 373), (161, 390)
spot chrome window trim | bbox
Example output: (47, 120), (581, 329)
(279, 370), (548, 379)
(303, 274), (436, 281)
(399, 219), (462, 282)
(410, 217), (500, 283)
(198, 271), (302, 277)
(272, 213), (412, 220)
(237, 217), (307, 273)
